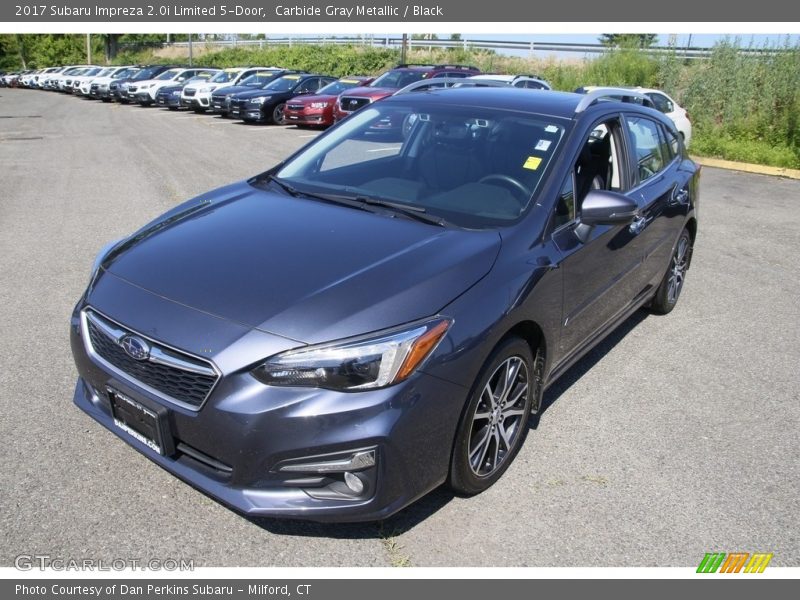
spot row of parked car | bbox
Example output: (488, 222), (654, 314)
(6, 62), (691, 142)
(7, 62), (556, 126)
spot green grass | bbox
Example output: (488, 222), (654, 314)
(691, 133), (800, 169)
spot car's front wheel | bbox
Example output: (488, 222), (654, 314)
(448, 337), (541, 495)
(271, 103), (287, 125)
(650, 228), (692, 314)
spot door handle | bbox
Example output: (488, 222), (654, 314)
(629, 215), (647, 235)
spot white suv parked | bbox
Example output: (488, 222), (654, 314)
(133, 67), (219, 106)
(180, 67), (278, 112)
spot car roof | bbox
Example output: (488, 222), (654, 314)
(380, 86), (663, 121)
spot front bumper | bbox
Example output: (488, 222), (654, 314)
(136, 90), (155, 103)
(184, 93), (210, 108)
(157, 93), (182, 108)
(284, 108), (331, 127)
(69, 285), (464, 521)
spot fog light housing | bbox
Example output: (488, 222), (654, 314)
(344, 471), (364, 494)
(274, 447), (377, 501)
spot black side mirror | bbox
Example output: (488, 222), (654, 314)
(575, 190), (638, 243)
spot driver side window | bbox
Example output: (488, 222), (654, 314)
(553, 118), (624, 229)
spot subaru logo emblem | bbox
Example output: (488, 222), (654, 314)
(120, 335), (150, 361)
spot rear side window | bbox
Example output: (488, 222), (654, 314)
(647, 93), (674, 114)
(625, 116), (667, 183)
(664, 127), (681, 158)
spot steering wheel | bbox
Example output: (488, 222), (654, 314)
(478, 174), (530, 200)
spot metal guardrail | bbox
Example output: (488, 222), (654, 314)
(142, 36), (787, 59)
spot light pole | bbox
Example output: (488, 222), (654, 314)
(86, 33), (91, 63)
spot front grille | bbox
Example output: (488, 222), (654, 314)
(84, 310), (218, 409)
(339, 96), (370, 113)
(90, 83), (99, 92)
(184, 88), (196, 97)
(287, 104), (305, 111)
(128, 85), (138, 93)
(229, 99), (248, 113)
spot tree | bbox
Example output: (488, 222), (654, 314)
(600, 34), (658, 48)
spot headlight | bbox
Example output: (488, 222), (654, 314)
(252, 318), (451, 391)
(172, 90), (181, 96)
(200, 86), (215, 93)
(141, 83), (153, 89)
(250, 96), (269, 104)
(309, 101), (330, 109)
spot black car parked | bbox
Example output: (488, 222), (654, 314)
(230, 73), (337, 124)
(210, 69), (306, 117)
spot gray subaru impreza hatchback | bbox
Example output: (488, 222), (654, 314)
(71, 86), (699, 521)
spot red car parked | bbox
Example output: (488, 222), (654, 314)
(332, 63), (480, 123)
(283, 76), (373, 128)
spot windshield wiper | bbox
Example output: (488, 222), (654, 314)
(264, 174), (300, 197)
(263, 177), (449, 227)
(358, 197), (449, 228)
(265, 176), (374, 212)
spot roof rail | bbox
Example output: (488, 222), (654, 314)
(575, 87), (654, 113)
(453, 79), (515, 88)
(394, 77), (465, 94)
(434, 64), (479, 70)
(395, 63), (436, 68)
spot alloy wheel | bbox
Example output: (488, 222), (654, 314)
(468, 356), (530, 477)
(668, 236), (690, 304)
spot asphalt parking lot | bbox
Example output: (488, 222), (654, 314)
(1, 88), (798, 568)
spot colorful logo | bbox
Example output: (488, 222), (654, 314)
(697, 552), (773, 573)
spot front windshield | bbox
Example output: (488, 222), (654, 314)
(263, 75), (302, 92)
(275, 100), (566, 229)
(211, 70), (239, 83)
(96, 68), (113, 77)
(185, 74), (212, 85)
(370, 70), (427, 89)
(317, 79), (363, 96)
(113, 68), (137, 79)
(155, 68), (181, 81)
(240, 72), (278, 86)
(133, 67), (163, 80)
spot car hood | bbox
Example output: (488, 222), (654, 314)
(290, 94), (336, 105)
(232, 89), (289, 100)
(214, 84), (259, 96)
(340, 86), (396, 99)
(136, 78), (170, 87)
(99, 181), (501, 344)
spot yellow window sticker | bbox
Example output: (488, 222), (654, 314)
(340, 79), (359, 84)
(284, 75), (301, 80)
(523, 156), (542, 170)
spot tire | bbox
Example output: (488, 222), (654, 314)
(650, 228), (692, 314)
(271, 103), (287, 125)
(448, 337), (541, 495)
